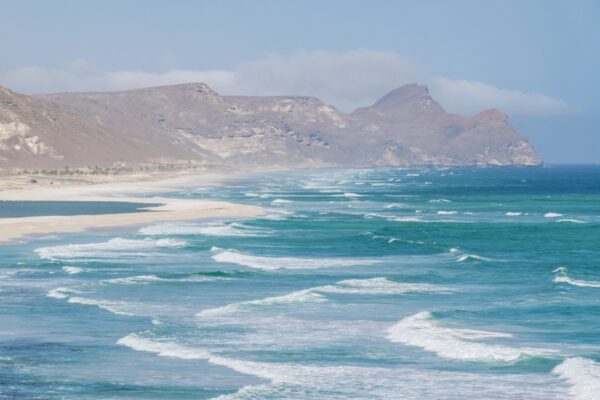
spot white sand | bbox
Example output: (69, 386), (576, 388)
(0, 172), (264, 244)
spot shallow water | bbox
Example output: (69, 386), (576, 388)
(0, 200), (157, 218)
(1, 166), (599, 399)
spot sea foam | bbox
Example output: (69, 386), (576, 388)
(553, 357), (600, 400)
(118, 333), (565, 399)
(211, 249), (378, 271)
(386, 311), (555, 362)
(36, 237), (187, 260)
(553, 267), (600, 288)
(139, 222), (269, 237)
(197, 278), (452, 318)
(47, 287), (138, 316)
(102, 274), (219, 285)
(544, 212), (563, 218)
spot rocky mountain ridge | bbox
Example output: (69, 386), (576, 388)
(0, 82), (541, 170)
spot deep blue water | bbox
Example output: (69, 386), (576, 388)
(1, 166), (599, 399)
(0, 201), (158, 218)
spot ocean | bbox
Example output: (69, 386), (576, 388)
(1, 166), (599, 399)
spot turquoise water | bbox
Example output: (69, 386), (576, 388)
(0, 201), (158, 218)
(1, 166), (599, 399)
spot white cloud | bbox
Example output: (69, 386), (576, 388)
(430, 77), (573, 117)
(0, 51), (572, 116)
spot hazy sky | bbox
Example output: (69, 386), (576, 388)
(1, 0), (598, 163)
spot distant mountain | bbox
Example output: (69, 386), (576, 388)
(0, 82), (541, 170)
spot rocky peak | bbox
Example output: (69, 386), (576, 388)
(473, 108), (508, 123)
(371, 84), (444, 117)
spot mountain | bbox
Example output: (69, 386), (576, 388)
(0, 82), (541, 170)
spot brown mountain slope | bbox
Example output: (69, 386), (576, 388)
(0, 82), (541, 170)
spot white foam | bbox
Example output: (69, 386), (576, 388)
(392, 217), (423, 222)
(119, 334), (565, 399)
(47, 287), (80, 299)
(556, 219), (586, 224)
(197, 289), (326, 318)
(62, 266), (85, 274)
(211, 249), (378, 271)
(47, 286), (138, 316)
(271, 199), (293, 205)
(553, 357), (600, 400)
(384, 203), (407, 209)
(429, 199), (452, 203)
(36, 237), (187, 260)
(505, 212), (523, 216)
(317, 278), (453, 295)
(553, 267), (600, 288)
(244, 192), (270, 198)
(457, 254), (491, 262)
(139, 222), (269, 237)
(544, 212), (563, 218)
(66, 296), (137, 316)
(102, 274), (218, 285)
(437, 211), (458, 215)
(335, 192), (363, 198)
(386, 312), (555, 362)
(197, 278), (452, 318)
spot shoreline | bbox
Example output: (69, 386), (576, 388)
(0, 171), (265, 244)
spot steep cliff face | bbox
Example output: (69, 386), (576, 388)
(0, 82), (541, 170)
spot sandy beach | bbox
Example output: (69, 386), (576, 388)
(0, 171), (264, 244)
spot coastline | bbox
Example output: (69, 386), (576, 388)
(0, 171), (264, 244)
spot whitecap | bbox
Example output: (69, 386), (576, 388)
(139, 222), (269, 237)
(47, 287), (139, 316)
(62, 266), (85, 274)
(386, 311), (555, 362)
(35, 237), (187, 260)
(119, 334), (564, 399)
(211, 249), (378, 271)
(47, 287), (81, 299)
(335, 192), (363, 198)
(384, 203), (407, 209)
(197, 278), (452, 318)
(556, 219), (586, 224)
(457, 254), (491, 262)
(392, 217), (423, 222)
(544, 212), (563, 218)
(102, 274), (219, 285)
(317, 278), (453, 296)
(197, 289), (326, 318)
(271, 199), (293, 205)
(437, 211), (458, 215)
(66, 296), (137, 316)
(505, 212), (523, 216)
(429, 199), (452, 203)
(553, 357), (600, 400)
(553, 267), (600, 288)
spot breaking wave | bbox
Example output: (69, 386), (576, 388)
(386, 312), (556, 362)
(139, 222), (270, 237)
(553, 267), (600, 288)
(36, 238), (187, 260)
(211, 248), (379, 271)
(544, 212), (563, 218)
(47, 287), (139, 316)
(456, 253), (491, 263)
(197, 278), (452, 318)
(102, 274), (221, 285)
(553, 357), (600, 400)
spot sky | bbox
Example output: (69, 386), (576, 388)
(1, 0), (598, 163)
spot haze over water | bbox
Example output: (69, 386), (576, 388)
(1, 166), (600, 399)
